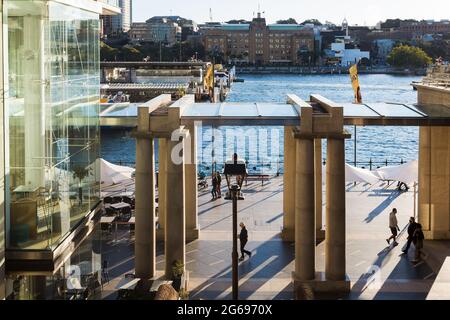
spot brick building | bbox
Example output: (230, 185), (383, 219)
(200, 13), (315, 65)
(399, 20), (450, 35)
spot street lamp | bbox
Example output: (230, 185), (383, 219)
(223, 153), (247, 300)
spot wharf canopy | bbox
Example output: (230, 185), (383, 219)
(99, 100), (449, 128)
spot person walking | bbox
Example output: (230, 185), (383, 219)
(402, 217), (418, 254)
(412, 223), (425, 263)
(216, 171), (222, 198)
(386, 208), (400, 245)
(239, 222), (252, 261)
(211, 172), (218, 200)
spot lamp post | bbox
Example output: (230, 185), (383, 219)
(230, 184), (239, 300)
(223, 153), (247, 300)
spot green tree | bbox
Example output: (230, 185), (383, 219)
(276, 18), (298, 24)
(120, 46), (142, 61)
(387, 45), (432, 68)
(226, 19), (250, 24)
(301, 19), (322, 26)
(100, 41), (119, 61)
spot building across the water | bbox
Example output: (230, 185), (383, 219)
(0, 0), (120, 300)
(200, 12), (315, 66)
(129, 16), (198, 45)
(101, 0), (133, 36)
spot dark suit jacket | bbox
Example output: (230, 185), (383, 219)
(239, 228), (248, 242)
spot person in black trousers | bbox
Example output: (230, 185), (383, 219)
(239, 222), (252, 261)
(402, 217), (418, 254)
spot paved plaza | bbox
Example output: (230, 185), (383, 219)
(99, 176), (450, 300)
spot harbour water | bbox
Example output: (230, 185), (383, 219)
(101, 74), (421, 174)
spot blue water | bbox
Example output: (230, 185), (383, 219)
(101, 74), (421, 174)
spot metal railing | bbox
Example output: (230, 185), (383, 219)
(109, 158), (412, 175)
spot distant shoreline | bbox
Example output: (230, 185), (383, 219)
(234, 67), (426, 76)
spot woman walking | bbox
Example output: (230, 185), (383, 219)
(412, 223), (425, 263)
(216, 171), (222, 198)
(211, 172), (218, 200)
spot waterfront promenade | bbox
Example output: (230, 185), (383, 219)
(99, 175), (450, 300)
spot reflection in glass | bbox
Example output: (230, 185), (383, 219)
(7, 1), (100, 250)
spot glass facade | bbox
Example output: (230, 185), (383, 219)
(7, 225), (103, 300)
(5, 0), (101, 250)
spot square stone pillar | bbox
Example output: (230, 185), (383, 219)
(134, 107), (156, 279)
(315, 139), (325, 241)
(325, 137), (350, 290)
(185, 122), (199, 242)
(157, 138), (167, 241)
(418, 126), (450, 239)
(282, 126), (296, 242)
(293, 138), (316, 282)
(165, 136), (186, 278)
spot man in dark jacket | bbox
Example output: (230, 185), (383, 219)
(402, 217), (418, 254)
(239, 222), (252, 261)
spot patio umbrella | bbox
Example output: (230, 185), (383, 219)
(100, 159), (134, 186)
(321, 164), (380, 184)
(375, 160), (418, 184)
(345, 163), (380, 184)
(87, 158), (134, 187)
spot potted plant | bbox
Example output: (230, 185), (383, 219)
(171, 260), (184, 291)
(72, 166), (91, 205)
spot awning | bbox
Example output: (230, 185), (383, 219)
(375, 160), (418, 184)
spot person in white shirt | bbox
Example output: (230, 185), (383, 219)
(386, 208), (400, 245)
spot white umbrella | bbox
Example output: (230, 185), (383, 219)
(375, 160), (418, 184)
(87, 158), (134, 187)
(100, 159), (134, 186)
(321, 164), (380, 185)
(345, 163), (380, 184)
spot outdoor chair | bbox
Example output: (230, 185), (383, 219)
(105, 207), (116, 216)
(112, 196), (122, 204)
(104, 196), (113, 204)
(122, 196), (133, 204)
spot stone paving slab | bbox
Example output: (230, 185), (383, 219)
(99, 176), (450, 300)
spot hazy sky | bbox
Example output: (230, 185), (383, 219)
(132, 0), (450, 26)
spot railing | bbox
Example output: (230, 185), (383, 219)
(109, 158), (412, 175)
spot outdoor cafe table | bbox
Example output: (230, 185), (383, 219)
(100, 216), (116, 224)
(110, 202), (131, 210)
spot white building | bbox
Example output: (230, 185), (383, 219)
(329, 37), (370, 67)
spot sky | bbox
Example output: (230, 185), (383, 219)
(132, 0), (450, 26)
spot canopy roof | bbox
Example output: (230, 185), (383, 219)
(100, 101), (450, 128)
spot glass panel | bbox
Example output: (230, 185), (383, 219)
(104, 104), (138, 117)
(257, 103), (299, 118)
(366, 103), (424, 118)
(342, 103), (380, 118)
(6, 0), (100, 250)
(182, 103), (221, 117)
(220, 103), (258, 117)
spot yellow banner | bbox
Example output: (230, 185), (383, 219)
(349, 64), (362, 104)
(204, 64), (214, 91)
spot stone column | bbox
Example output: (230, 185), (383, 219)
(325, 138), (346, 281)
(294, 138), (316, 281)
(315, 139), (325, 241)
(134, 108), (156, 279)
(165, 136), (186, 278)
(282, 126), (295, 241)
(185, 122), (199, 241)
(157, 138), (167, 241)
